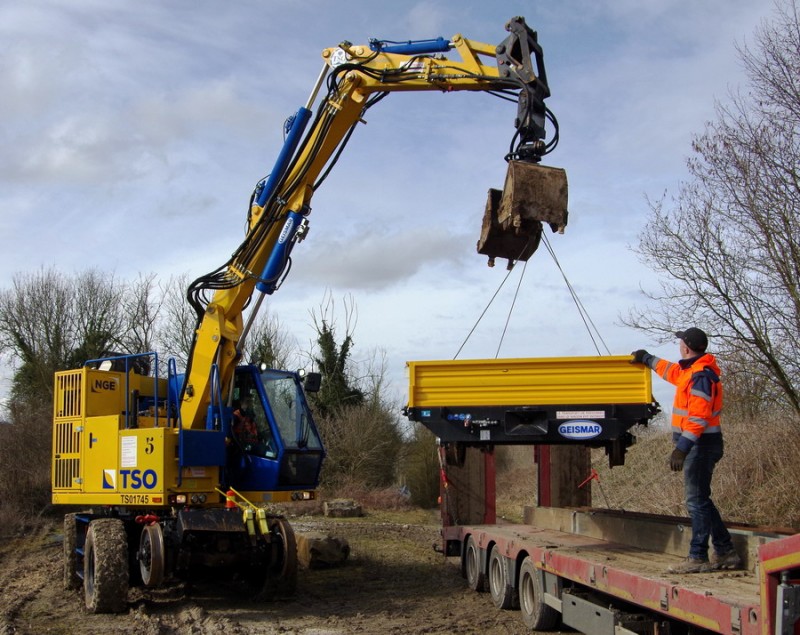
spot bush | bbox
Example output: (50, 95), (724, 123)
(0, 399), (53, 535)
(314, 401), (404, 489)
(400, 424), (440, 509)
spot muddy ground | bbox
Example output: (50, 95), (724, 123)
(0, 509), (554, 635)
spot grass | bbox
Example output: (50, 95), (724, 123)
(590, 417), (800, 528)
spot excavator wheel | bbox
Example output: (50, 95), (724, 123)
(83, 519), (129, 613)
(63, 513), (80, 591)
(138, 522), (166, 587)
(254, 517), (297, 600)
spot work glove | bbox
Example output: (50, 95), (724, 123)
(630, 349), (649, 364)
(669, 448), (687, 472)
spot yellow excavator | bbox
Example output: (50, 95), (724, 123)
(52, 16), (568, 613)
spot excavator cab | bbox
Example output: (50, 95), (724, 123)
(226, 365), (325, 497)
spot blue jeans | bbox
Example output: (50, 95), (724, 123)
(683, 437), (733, 560)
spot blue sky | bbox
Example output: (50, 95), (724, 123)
(0, 0), (776, 409)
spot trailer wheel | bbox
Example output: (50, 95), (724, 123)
(63, 514), (80, 591)
(464, 536), (486, 592)
(84, 519), (129, 614)
(519, 556), (559, 630)
(138, 522), (165, 587)
(488, 545), (517, 609)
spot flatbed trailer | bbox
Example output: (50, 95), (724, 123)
(405, 356), (800, 633)
(447, 508), (800, 634)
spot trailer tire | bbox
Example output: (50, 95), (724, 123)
(84, 519), (129, 614)
(63, 514), (80, 591)
(519, 556), (559, 630)
(488, 545), (517, 609)
(464, 536), (486, 592)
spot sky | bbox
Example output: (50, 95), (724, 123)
(0, 0), (778, 411)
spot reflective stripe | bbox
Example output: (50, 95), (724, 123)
(688, 416), (710, 429)
(682, 430), (699, 441)
(659, 362), (675, 381)
(690, 388), (712, 402)
(673, 407), (689, 416)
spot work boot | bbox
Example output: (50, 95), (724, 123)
(666, 557), (711, 574)
(711, 549), (742, 570)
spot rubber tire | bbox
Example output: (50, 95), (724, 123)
(464, 536), (486, 592)
(519, 556), (559, 631)
(84, 519), (129, 614)
(63, 514), (80, 591)
(139, 523), (165, 588)
(488, 545), (517, 610)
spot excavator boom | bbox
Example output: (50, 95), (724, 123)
(181, 16), (568, 430)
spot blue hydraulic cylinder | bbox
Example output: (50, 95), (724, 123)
(369, 37), (451, 55)
(256, 107), (312, 208)
(256, 210), (304, 295)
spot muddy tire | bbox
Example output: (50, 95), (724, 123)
(464, 535), (486, 592)
(84, 519), (129, 613)
(488, 545), (517, 610)
(519, 556), (559, 630)
(63, 514), (80, 591)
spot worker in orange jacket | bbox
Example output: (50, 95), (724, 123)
(632, 328), (742, 574)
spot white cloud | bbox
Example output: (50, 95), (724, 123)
(0, 0), (779, 406)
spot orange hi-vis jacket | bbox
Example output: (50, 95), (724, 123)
(646, 352), (723, 453)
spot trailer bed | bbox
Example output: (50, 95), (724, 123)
(449, 521), (770, 634)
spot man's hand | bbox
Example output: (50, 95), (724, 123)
(670, 448), (687, 472)
(631, 349), (649, 364)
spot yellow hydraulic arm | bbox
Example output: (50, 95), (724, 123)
(180, 17), (566, 429)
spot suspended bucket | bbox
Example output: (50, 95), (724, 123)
(477, 161), (568, 268)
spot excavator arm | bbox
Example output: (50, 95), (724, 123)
(180, 16), (568, 429)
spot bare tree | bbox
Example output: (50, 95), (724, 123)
(0, 268), (130, 400)
(243, 309), (300, 370)
(627, 0), (800, 414)
(0, 269), (71, 400)
(156, 273), (197, 370)
(121, 273), (164, 356)
(69, 269), (126, 361)
(303, 292), (406, 487)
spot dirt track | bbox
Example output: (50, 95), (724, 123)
(0, 511), (549, 635)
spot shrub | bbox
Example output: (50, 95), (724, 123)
(400, 424), (440, 509)
(0, 399), (53, 535)
(314, 401), (404, 489)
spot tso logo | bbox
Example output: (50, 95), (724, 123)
(557, 421), (602, 440)
(120, 469), (158, 490)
